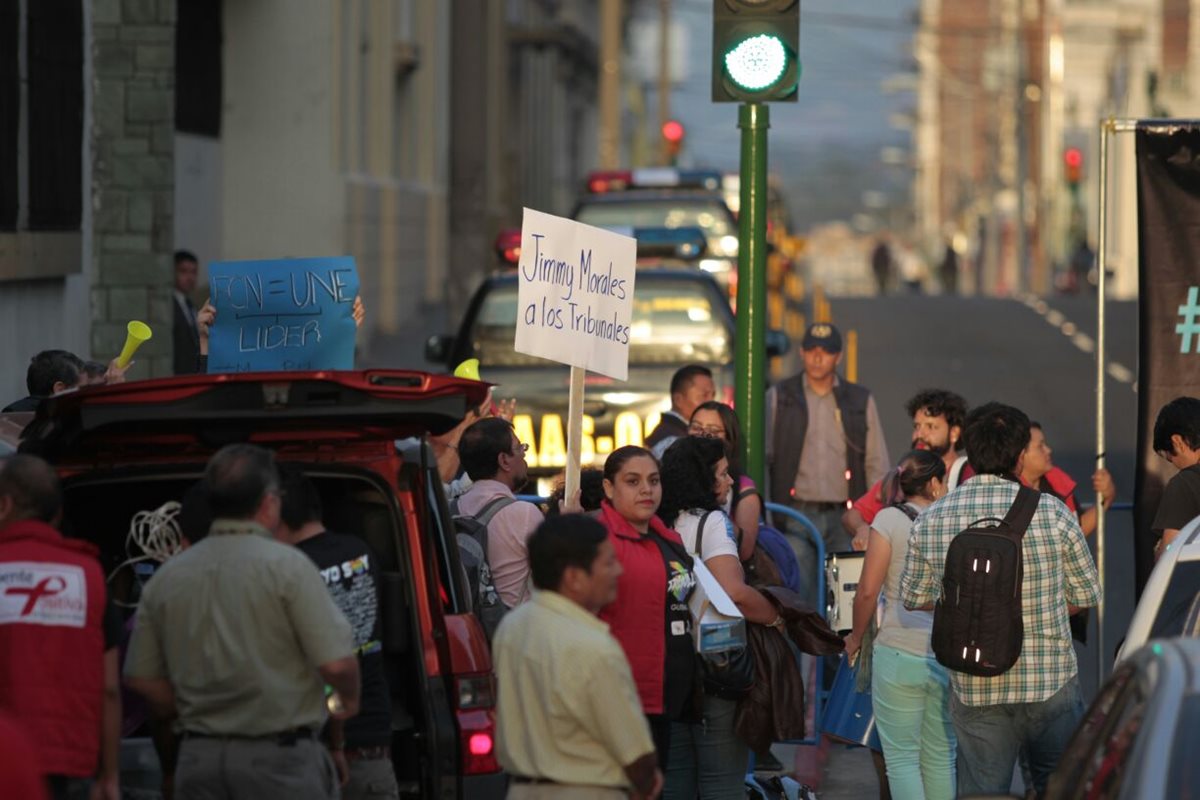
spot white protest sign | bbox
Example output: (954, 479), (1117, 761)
(514, 208), (638, 381)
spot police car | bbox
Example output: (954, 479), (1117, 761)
(573, 169), (741, 296)
(574, 168), (808, 370)
(426, 266), (786, 497)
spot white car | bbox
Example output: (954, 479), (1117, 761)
(1116, 515), (1200, 663)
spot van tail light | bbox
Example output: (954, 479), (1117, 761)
(454, 673), (500, 774)
(456, 709), (500, 774)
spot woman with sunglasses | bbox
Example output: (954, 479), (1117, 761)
(688, 401), (759, 561)
(658, 436), (782, 799)
(596, 446), (697, 771)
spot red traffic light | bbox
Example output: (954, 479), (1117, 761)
(662, 120), (685, 144)
(1064, 147), (1083, 184)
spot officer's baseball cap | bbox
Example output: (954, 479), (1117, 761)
(801, 323), (842, 353)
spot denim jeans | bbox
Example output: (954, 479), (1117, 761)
(662, 693), (748, 800)
(871, 645), (956, 800)
(950, 676), (1084, 796)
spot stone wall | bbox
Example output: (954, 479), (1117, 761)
(90, 0), (175, 375)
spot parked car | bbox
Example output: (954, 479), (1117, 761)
(1043, 637), (1200, 799)
(15, 369), (506, 800)
(426, 268), (787, 497)
(1116, 514), (1200, 662)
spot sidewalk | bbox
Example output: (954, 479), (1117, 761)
(761, 740), (880, 799)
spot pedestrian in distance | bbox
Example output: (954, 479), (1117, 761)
(901, 403), (1100, 797)
(871, 237), (893, 295)
(454, 417), (545, 608)
(658, 436), (784, 800)
(124, 443), (360, 800)
(646, 365), (716, 460)
(0, 454), (122, 800)
(595, 446), (696, 770)
(844, 450), (956, 800)
(1150, 396), (1200, 559)
(767, 322), (890, 604)
(843, 389), (969, 549)
(493, 514), (663, 800)
(274, 468), (399, 799)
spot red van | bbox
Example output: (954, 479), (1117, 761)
(15, 369), (506, 799)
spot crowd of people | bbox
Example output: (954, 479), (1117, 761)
(3, 314), (1200, 800)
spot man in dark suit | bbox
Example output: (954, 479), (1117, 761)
(173, 250), (201, 375)
(645, 364), (714, 459)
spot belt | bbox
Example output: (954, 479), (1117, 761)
(512, 776), (560, 785)
(793, 500), (846, 511)
(345, 745), (391, 762)
(183, 726), (315, 746)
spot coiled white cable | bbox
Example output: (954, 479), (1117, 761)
(108, 500), (185, 605)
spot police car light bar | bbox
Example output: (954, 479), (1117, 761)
(584, 168), (723, 194)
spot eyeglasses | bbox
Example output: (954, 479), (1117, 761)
(513, 443), (530, 456)
(689, 424), (726, 439)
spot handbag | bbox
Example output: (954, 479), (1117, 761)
(693, 510), (756, 700)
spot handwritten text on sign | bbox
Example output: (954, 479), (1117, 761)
(207, 257), (360, 373)
(514, 209), (637, 381)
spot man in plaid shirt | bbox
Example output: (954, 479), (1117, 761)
(901, 402), (1100, 796)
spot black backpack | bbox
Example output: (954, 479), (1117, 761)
(451, 495), (515, 641)
(931, 486), (1040, 677)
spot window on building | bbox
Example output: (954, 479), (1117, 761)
(0, 0), (83, 233)
(0, 0), (17, 231)
(27, 0), (83, 231)
(175, 0), (222, 137)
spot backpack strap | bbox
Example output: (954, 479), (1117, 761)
(1000, 486), (1041, 537)
(473, 495), (517, 527)
(695, 510), (716, 561)
(892, 502), (919, 522)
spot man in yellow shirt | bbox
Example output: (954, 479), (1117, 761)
(493, 515), (661, 799)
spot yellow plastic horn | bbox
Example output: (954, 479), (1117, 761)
(116, 320), (153, 368)
(453, 358), (481, 381)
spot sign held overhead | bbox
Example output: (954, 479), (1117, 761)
(207, 256), (360, 374)
(513, 208), (638, 381)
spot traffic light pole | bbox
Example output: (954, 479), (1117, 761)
(736, 102), (769, 488)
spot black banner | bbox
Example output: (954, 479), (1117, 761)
(1134, 125), (1200, 593)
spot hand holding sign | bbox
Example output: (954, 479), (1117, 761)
(207, 257), (361, 373)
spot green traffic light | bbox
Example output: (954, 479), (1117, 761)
(724, 34), (788, 91)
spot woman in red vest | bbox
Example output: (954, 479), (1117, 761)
(597, 446), (697, 770)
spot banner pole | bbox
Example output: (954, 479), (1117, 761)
(1095, 117), (1112, 682)
(565, 365), (585, 505)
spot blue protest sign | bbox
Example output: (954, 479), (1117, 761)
(207, 257), (359, 373)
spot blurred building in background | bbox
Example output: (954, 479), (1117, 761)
(914, 0), (1186, 300)
(0, 0), (654, 397)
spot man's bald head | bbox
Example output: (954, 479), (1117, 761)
(0, 454), (62, 524)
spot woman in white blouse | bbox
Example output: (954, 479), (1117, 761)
(657, 435), (780, 800)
